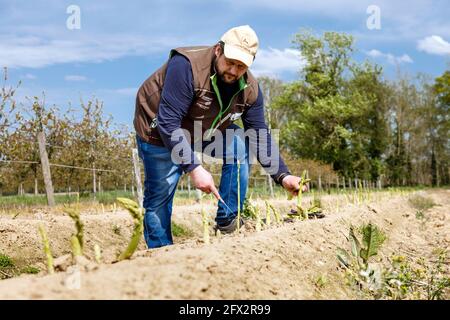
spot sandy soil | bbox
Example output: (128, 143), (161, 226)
(0, 189), (448, 299)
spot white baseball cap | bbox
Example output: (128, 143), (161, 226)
(220, 25), (259, 67)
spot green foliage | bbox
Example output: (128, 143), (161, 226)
(20, 266), (40, 274)
(0, 191), (137, 213)
(0, 252), (40, 279)
(314, 275), (328, 289)
(240, 196), (263, 231)
(242, 197), (258, 219)
(272, 31), (449, 187)
(0, 69), (135, 196)
(287, 171), (322, 220)
(433, 70), (450, 108)
(415, 210), (425, 220)
(408, 195), (435, 212)
(360, 223), (386, 265)
(383, 251), (449, 300)
(274, 30), (390, 181)
(0, 252), (14, 268)
(338, 223), (386, 268)
(337, 223), (386, 294)
(172, 222), (194, 238)
(337, 224), (449, 300)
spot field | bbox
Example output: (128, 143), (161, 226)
(0, 188), (448, 299)
(1, 0), (449, 304)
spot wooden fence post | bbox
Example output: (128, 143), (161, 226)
(92, 164), (96, 199)
(37, 132), (55, 206)
(132, 148), (143, 208)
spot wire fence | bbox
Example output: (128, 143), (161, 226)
(0, 131), (385, 204)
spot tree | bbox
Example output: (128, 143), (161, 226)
(432, 70), (450, 185)
(274, 30), (388, 182)
(0, 68), (22, 195)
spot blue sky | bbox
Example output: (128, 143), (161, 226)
(1, 0), (449, 128)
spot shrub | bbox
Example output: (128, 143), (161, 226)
(408, 195), (435, 212)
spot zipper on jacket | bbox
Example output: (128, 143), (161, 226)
(206, 74), (247, 140)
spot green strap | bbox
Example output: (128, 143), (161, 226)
(208, 74), (248, 136)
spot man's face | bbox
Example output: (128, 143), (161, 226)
(214, 45), (249, 84)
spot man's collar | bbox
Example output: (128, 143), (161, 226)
(210, 72), (248, 90)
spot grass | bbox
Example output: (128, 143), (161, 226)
(20, 266), (40, 274)
(0, 190), (136, 208)
(415, 210), (425, 220)
(0, 253), (14, 268)
(0, 252), (40, 279)
(314, 275), (328, 289)
(0, 186), (283, 210)
(408, 195), (436, 212)
(0, 186), (436, 213)
(172, 222), (194, 238)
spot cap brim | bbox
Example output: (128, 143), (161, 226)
(223, 45), (253, 67)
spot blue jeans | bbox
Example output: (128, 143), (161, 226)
(136, 124), (249, 248)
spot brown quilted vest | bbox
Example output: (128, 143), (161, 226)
(134, 45), (259, 145)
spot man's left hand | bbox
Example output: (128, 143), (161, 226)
(281, 175), (309, 196)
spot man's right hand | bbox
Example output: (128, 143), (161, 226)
(189, 166), (221, 200)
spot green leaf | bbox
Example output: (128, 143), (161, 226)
(306, 206), (322, 214)
(337, 248), (351, 268)
(349, 226), (361, 258)
(360, 223), (386, 264)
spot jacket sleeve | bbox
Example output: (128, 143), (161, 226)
(242, 85), (291, 184)
(156, 54), (200, 173)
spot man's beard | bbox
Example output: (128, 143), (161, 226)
(214, 58), (238, 84)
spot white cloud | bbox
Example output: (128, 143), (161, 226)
(227, 0), (450, 42)
(251, 48), (305, 77)
(366, 49), (413, 64)
(22, 73), (36, 79)
(114, 87), (138, 96)
(225, 0), (367, 16)
(417, 35), (450, 56)
(0, 33), (178, 69)
(65, 75), (87, 81)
